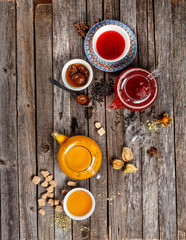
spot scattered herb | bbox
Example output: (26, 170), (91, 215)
(146, 106), (156, 117)
(80, 225), (90, 239)
(54, 212), (71, 232)
(110, 126), (116, 132)
(146, 120), (159, 132)
(120, 112), (137, 127)
(94, 18), (102, 24)
(91, 78), (114, 104)
(97, 193), (101, 197)
(74, 22), (89, 38)
(107, 194), (116, 204)
(147, 147), (159, 158)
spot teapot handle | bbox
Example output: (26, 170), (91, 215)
(89, 169), (101, 180)
(147, 65), (166, 80)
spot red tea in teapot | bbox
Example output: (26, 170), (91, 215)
(125, 75), (150, 100)
(107, 68), (158, 111)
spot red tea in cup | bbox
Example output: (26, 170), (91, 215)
(96, 31), (126, 60)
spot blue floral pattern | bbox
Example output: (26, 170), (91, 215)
(84, 20), (137, 72)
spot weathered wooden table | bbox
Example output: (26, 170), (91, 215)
(0, 0), (185, 240)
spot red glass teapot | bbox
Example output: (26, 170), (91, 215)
(107, 67), (163, 111)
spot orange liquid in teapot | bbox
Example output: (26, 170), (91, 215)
(66, 146), (92, 172)
(67, 190), (92, 216)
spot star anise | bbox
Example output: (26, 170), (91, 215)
(74, 22), (89, 38)
(147, 147), (159, 158)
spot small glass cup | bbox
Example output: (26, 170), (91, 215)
(126, 122), (147, 148)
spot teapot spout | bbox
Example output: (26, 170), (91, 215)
(106, 98), (124, 111)
(52, 131), (68, 145)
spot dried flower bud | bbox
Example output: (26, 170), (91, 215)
(124, 163), (138, 173)
(122, 147), (133, 162)
(112, 159), (124, 170)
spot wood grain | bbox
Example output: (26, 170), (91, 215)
(53, 0), (89, 239)
(171, 0), (186, 239)
(35, 4), (54, 240)
(0, 0), (185, 239)
(17, 0), (37, 239)
(154, 0), (177, 239)
(86, 0), (108, 239)
(0, 1), (19, 240)
(106, 1), (142, 239)
(53, 1), (71, 239)
(137, 0), (159, 239)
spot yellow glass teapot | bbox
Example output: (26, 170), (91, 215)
(52, 131), (102, 180)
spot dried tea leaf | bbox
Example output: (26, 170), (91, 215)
(112, 159), (124, 170)
(122, 147), (133, 161)
(124, 163), (138, 173)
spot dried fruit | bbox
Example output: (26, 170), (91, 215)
(162, 116), (168, 123)
(157, 113), (173, 127)
(124, 163), (138, 173)
(122, 147), (133, 161)
(112, 159), (124, 170)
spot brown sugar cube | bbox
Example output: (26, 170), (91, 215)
(41, 170), (49, 178)
(38, 198), (45, 207)
(41, 181), (48, 187)
(47, 192), (54, 198)
(95, 121), (101, 129)
(54, 200), (60, 205)
(55, 205), (62, 213)
(97, 127), (105, 136)
(49, 180), (56, 187)
(32, 176), (41, 185)
(39, 209), (45, 216)
(62, 190), (68, 195)
(48, 199), (54, 207)
(46, 186), (54, 193)
(45, 175), (53, 182)
(41, 193), (47, 200)
(67, 181), (77, 187)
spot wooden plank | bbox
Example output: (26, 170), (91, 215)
(86, 1), (108, 240)
(154, 0), (177, 239)
(171, 0), (186, 239)
(17, 0), (37, 239)
(136, 0), (159, 239)
(53, 1), (88, 239)
(35, 4), (54, 240)
(104, 1), (143, 239)
(0, 1), (19, 240)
